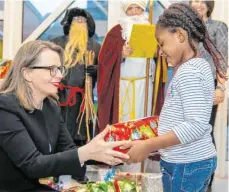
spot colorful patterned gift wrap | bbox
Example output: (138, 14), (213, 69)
(87, 181), (137, 192)
(104, 116), (159, 153)
(61, 181), (138, 192)
(0, 60), (11, 79)
(114, 172), (163, 192)
(114, 172), (142, 185)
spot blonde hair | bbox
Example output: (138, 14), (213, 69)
(64, 22), (88, 68)
(0, 40), (65, 110)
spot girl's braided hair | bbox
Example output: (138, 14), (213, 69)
(157, 3), (226, 79)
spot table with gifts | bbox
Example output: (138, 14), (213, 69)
(40, 169), (163, 192)
(40, 116), (163, 192)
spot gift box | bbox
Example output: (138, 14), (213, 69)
(114, 172), (143, 185)
(104, 116), (159, 153)
(114, 172), (163, 192)
(86, 180), (137, 192)
(0, 60), (11, 79)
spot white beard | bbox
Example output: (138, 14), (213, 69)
(119, 12), (150, 42)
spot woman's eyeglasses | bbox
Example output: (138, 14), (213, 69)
(30, 66), (67, 77)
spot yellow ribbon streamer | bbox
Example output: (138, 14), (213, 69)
(120, 76), (151, 121)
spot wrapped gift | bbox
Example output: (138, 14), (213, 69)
(114, 172), (142, 185)
(62, 186), (87, 192)
(86, 180), (137, 192)
(104, 116), (159, 153)
(0, 60), (11, 79)
(42, 176), (85, 191)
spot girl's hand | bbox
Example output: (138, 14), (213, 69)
(78, 126), (130, 166)
(120, 140), (152, 164)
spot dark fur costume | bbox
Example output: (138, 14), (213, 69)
(61, 7), (95, 38)
(51, 8), (100, 146)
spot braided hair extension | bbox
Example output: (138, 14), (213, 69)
(157, 3), (226, 79)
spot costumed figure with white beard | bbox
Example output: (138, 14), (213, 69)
(97, 0), (167, 172)
(51, 8), (101, 182)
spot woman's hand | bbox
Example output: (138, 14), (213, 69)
(78, 126), (130, 166)
(122, 44), (133, 58)
(120, 140), (152, 164)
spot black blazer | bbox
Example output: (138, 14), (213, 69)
(0, 93), (85, 192)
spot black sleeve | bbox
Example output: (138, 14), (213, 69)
(56, 118), (76, 152)
(94, 41), (101, 66)
(56, 118), (87, 178)
(0, 110), (85, 179)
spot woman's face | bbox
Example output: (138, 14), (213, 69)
(191, 0), (208, 18)
(26, 49), (63, 98)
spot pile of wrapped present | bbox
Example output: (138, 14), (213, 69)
(43, 169), (163, 192)
(44, 178), (139, 192)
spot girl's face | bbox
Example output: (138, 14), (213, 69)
(191, 0), (208, 18)
(155, 26), (186, 67)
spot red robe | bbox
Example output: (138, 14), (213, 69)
(97, 25), (167, 133)
(97, 24), (125, 132)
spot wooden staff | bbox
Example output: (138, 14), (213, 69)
(142, 0), (154, 173)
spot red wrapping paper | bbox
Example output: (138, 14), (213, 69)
(104, 116), (159, 153)
(0, 60), (11, 79)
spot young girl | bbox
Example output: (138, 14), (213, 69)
(122, 3), (227, 192)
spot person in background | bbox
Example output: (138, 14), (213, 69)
(51, 8), (100, 146)
(121, 3), (227, 192)
(51, 8), (101, 183)
(190, 0), (228, 187)
(97, 0), (161, 173)
(190, 0), (228, 122)
(97, 0), (156, 133)
(0, 40), (129, 192)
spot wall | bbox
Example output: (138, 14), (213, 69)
(212, 0), (228, 25)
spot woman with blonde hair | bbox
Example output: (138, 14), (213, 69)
(0, 40), (129, 192)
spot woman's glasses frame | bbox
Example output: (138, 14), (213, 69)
(30, 65), (67, 77)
